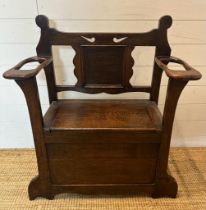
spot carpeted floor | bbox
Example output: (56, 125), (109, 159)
(0, 148), (206, 210)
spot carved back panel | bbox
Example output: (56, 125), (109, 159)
(35, 15), (172, 99)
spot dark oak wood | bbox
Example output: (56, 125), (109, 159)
(3, 15), (202, 200)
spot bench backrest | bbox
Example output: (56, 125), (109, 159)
(36, 15), (172, 102)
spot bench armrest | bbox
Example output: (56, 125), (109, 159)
(156, 56), (202, 157)
(3, 56), (52, 80)
(155, 56), (202, 81)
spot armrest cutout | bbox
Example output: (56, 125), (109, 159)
(3, 56), (52, 80)
(155, 56), (202, 81)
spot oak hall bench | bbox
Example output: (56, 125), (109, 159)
(3, 15), (201, 200)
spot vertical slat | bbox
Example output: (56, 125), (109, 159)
(72, 45), (85, 87)
(36, 15), (57, 103)
(150, 16), (172, 103)
(123, 46), (135, 88)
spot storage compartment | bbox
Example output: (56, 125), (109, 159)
(47, 143), (159, 184)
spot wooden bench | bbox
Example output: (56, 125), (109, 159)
(3, 15), (201, 200)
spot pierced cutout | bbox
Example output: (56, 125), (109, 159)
(113, 37), (128, 43)
(52, 46), (76, 85)
(81, 36), (95, 43)
(130, 46), (155, 86)
(19, 61), (40, 71)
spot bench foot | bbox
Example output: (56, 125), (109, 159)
(152, 175), (178, 198)
(28, 175), (54, 200)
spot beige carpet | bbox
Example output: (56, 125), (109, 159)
(0, 148), (206, 210)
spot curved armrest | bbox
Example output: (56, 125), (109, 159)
(3, 56), (52, 80)
(155, 56), (202, 81)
